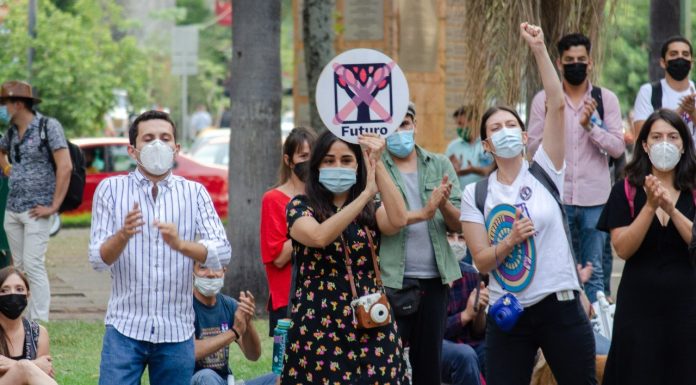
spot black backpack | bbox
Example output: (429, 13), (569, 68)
(650, 81), (662, 110)
(7, 117), (86, 213)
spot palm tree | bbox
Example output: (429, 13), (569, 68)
(225, 0), (282, 311)
(462, 0), (612, 126)
(649, 0), (680, 81)
(303, 0), (335, 131)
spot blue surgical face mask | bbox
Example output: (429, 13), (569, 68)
(0, 106), (9, 124)
(490, 127), (524, 159)
(319, 167), (357, 193)
(387, 130), (415, 158)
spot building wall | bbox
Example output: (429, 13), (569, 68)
(293, 0), (469, 153)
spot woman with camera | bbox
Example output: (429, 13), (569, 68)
(459, 23), (596, 385)
(280, 131), (409, 384)
(597, 109), (696, 384)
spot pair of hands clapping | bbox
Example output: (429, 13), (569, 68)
(359, 134), (387, 198)
(120, 202), (183, 251)
(677, 88), (696, 119)
(645, 175), (676, 215)
(232, 291), (256, 339)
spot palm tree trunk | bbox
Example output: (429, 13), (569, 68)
(225, 0), (282, 313)
(303, 0), (335, 131)
(649, 0), (680, 82)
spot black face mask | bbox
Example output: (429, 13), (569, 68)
(292, 161), (309, 182)
(0, 294), (27, 320)
(666, 58), (692, 81)
(562, 63), (588, 86)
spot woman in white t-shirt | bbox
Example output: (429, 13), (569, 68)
(460, 23), (596, 385)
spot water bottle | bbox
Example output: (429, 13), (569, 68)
(272, 318), (292, 375)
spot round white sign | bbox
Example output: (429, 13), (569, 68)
(315, 49), (410, 144)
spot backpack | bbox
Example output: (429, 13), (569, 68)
(7, 116), (86, 213)
(623, 177), (696, 218)
(650, 81), (662, 110)
(474, 162), (582, 288)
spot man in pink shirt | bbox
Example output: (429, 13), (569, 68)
(528, 33), (625, 303)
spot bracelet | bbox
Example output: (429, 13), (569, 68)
(230, 326), (241, 341)
(2, 165), (10, 175)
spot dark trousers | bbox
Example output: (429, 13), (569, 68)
(394, 278), (449, 385)
(486, 292), (597, 385)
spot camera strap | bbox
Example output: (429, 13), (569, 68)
(340, 226), (384, 300)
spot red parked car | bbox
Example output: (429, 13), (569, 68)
(67, 138), (228, 219)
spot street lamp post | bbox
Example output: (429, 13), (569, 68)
(28, 0), (36, 81)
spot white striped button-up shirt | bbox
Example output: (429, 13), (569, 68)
(89, 170), (231, 343)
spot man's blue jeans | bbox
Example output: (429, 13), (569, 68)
(441, 339), (486, 385)
(99, 325), (195, 385)
(191, 369), (278, 385)
(565, 204), (606, 303)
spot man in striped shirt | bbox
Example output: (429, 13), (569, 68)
(88, 110), (232, 385)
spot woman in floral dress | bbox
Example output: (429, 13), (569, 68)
(281, 131), (409, 385)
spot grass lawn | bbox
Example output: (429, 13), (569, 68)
(48, 320), (274, 385)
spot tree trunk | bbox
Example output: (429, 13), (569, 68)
(303, 0), (335, 132)
(225, 0), (281, 315)
(649, 0), (680, 82)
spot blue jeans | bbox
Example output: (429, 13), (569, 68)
(565, 204), (606, 303)
(594, 331), (610, 355)
(191, 369), (278, 385)
(99, 325), (194, 385)
(441, 339), (486, 385)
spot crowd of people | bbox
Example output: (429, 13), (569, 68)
(0, 19), (693, 385)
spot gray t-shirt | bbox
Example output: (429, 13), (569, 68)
(401, 172), (439, 279)
(0, 112), (68, 212)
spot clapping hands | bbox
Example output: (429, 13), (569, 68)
(359, 134), (386, 197)
(645, 175), (676, 215)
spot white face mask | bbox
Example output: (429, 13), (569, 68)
(648, 141), (681, 171)
(449, 241), (467, 262)
(194, 276), (224, 297)
(490, 127), (524, 158)
(136, 139), (175, 176)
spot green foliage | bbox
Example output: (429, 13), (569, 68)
(176, 0), (211, 25)
(599, 0), (650, 114)
(0, 0), (149, 137)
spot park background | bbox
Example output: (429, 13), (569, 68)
(0, 0), (691, 383)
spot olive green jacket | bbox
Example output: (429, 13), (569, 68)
(379, 146), (462, 289)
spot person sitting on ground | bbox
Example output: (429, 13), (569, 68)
(441, 259), (489, 385)
(0, 266), (56, 385)
(191, 261), (277, 385)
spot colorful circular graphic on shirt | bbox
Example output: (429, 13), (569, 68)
(485, 204), (536, 293)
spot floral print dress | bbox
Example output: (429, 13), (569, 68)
(280, 195), (410, 385)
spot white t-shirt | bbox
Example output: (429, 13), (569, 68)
(460, 146), (580, 307)
(633, 79), (696, 141)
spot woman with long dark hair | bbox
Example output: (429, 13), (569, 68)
(0, 266), (56, 385)
(459, 23), (597, 385)
(280, 131), (409, 384)
(260, 127), (317, 335)
(597, 109), (696, 384)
